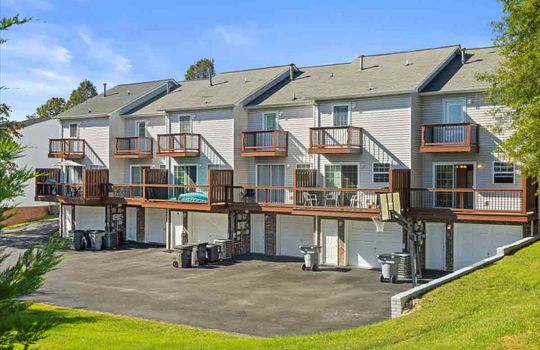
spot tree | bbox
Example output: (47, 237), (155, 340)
(184, 58), (215, 81)
(33, 97), (66, 119)
(479, 0), (540, 182)
(65, 79), (97, 110)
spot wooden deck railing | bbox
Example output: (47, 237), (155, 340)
(420, 123), (479, 153)
(309, 126), (362, 154)
(35, 168), (108, 201)
(48, 139), (85, 159)
(241, 130), (288, 156)
(157, 133), (200, 157)
(115, 136), (153, 158)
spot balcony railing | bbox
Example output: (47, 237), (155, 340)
(241, 130), (288, 157)
(48, 139), (85, 159)
(157, 133), (200, 157)
(114, 137), (153, 158)
(309, 126), (362, 154)
(410, 188), (523, 213)
(420, 123), (479, 153)
(294, 187), (389, 211)
(35, 168), (108, 202)
(232, 186), (294, 205)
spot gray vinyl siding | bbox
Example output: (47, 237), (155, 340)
(419, 92), (521, 189)
(318, 95), (412, 188)
(61, 117), (109, 168)
(410, 93), (423, 187)
(233, 105), (250, 187)
(247, 105), (314, 186)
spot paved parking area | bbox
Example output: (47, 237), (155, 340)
(26, 246), (410, 336)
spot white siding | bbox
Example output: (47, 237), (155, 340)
(420, 93), (521, 190)
(62, 117), (110, 168)
(15, 119), (60, 207)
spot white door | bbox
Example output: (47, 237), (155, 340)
(126, 207), (137, 241)
(145, 208), (166, 244)
(454, 223), (522, 270)
(190, 212), (228, 243)
(75, 206), (105, 230)
(322, 220), (338, 265)
(278, 215), (314, 257)
(251, 214), (265, 254)
(171, 211), (185, 247)
(63, 205), (73, 237)
(425, 223), (446, 271)
(347, 221), (402, 268)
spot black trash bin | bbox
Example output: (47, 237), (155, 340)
(173, 245), (194, 268)
(206, 244), (219, 263)
(71, 230), (85, 250)
(195, 242), (208, 265)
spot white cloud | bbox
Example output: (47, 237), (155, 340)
(2, 36), (72, 63)
(211, 22), (257, 47)
(78, 27), (132, 72)
(30, 68), (75, 83)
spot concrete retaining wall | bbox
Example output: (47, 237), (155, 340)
(391, 235), (540, 318)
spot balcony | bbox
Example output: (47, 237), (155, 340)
(157, 133), (200, 157)
(114, 137), (153, 159)
(240, 130), (288, 157)
(48, 139), (85, 159)
(420, 123), (479, 153)
(35, 168), (109, 204)
(309, 126), (362, 154)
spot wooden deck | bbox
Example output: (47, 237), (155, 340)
(420, 123), (479, 153)
(308, 126), (362, 154)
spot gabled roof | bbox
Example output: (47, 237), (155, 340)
(125, 65), (291, 115)
(421, 46), (502, 94)
(21, 116), (52, 127)
(248, 45), (460, 107)
(56, 79), (175, 118)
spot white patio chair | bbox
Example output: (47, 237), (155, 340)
(325, 192), (338, 206)
(350, 194), (359, 208)
(302, 192), (317, 206)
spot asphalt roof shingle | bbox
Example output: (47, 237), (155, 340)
(56, 79), (174, 118)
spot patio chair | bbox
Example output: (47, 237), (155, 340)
(325, 192), (338, 206)
(302, 192), (317, 206)
(350, 194), (359, 208)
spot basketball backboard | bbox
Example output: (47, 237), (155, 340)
(379, 192), (401, 222)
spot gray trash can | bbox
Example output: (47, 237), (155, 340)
(88, 230), (105, 251)
(299, 245), (321, 271)
(102, 231), (118, 249)
(195, 242), (208, 265)
(206, 244), (219, 263)
(377, 253), (397, 283)
(173, 245), (193, 268)
(71, 230), (85, 250)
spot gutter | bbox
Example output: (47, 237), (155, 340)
(53, 113), (109, 120)
(419, 87), (488, 96)
(160, 103), (235, 112)
(244, 100), (314, 110)
(307, 89), (413, 102)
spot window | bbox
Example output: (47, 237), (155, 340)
(434, 164), (454, 208)
(174, 115), (192, 133)
(373, 163), (390, 183)
(332, 105), (349, 126)
(296, 163), (311, 170)
(493, 162), (514, 184)
(130, 166), (150, 197)
(256, 164), (285, 203)
(69, 123), (79, 138)
(65, 166), (82, 183)
(443, 98), (465, 123)
(174, 165), (197, 185)
(325, 164), (358, 188)
(135, 121), (146, 137)
(263, 112), (278, 130)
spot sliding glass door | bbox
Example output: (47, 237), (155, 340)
(256, 164), (285, 203)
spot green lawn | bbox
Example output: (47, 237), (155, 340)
(6, 242), (540, 349)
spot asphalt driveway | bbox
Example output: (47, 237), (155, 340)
(27, 246), (409, 336)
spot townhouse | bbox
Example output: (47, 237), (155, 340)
(35, 45), (537, 272)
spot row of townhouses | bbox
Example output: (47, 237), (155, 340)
(35, 45), (538, 272)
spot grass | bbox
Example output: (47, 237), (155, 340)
(2, 214), (58, 230)
(5, 242), (540, 349)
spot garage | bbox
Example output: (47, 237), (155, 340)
(425, 222), (446, 271)
(145, 208), (166, 244)
(454, 223), (522, 270)
(346, 220), (402, 269)
(278, 215), (314, 257)
(189, 212), (229, 243)
(75, 206), (105, 230)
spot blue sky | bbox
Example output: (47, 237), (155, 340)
(1, 0), (502, 120)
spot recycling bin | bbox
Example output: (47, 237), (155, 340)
(206, 244), (219, 263)
(172, 245), (193, 268)
(299, 245), (322, 271)
(377, 253), (398, 283)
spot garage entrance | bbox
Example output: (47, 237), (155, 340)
(189, 212), (229, 243)
(346, 220), (402, 268)
(278, 215), (314, 257)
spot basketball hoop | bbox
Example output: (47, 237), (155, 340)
(371, 215), (385, 232)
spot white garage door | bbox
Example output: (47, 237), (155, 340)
(145, 208), (166, 244)
(171, 211), (185, 247)
(75, 206), (105, 230)
(251, 214), (265, 254)
(190, 212), (229, 243)
(347, 221), (402, 269)
(454, 223), (522, 270)
(425, 222), (446, 271)
(278, 215), (314, 257)
(126, 207), (137, 241)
